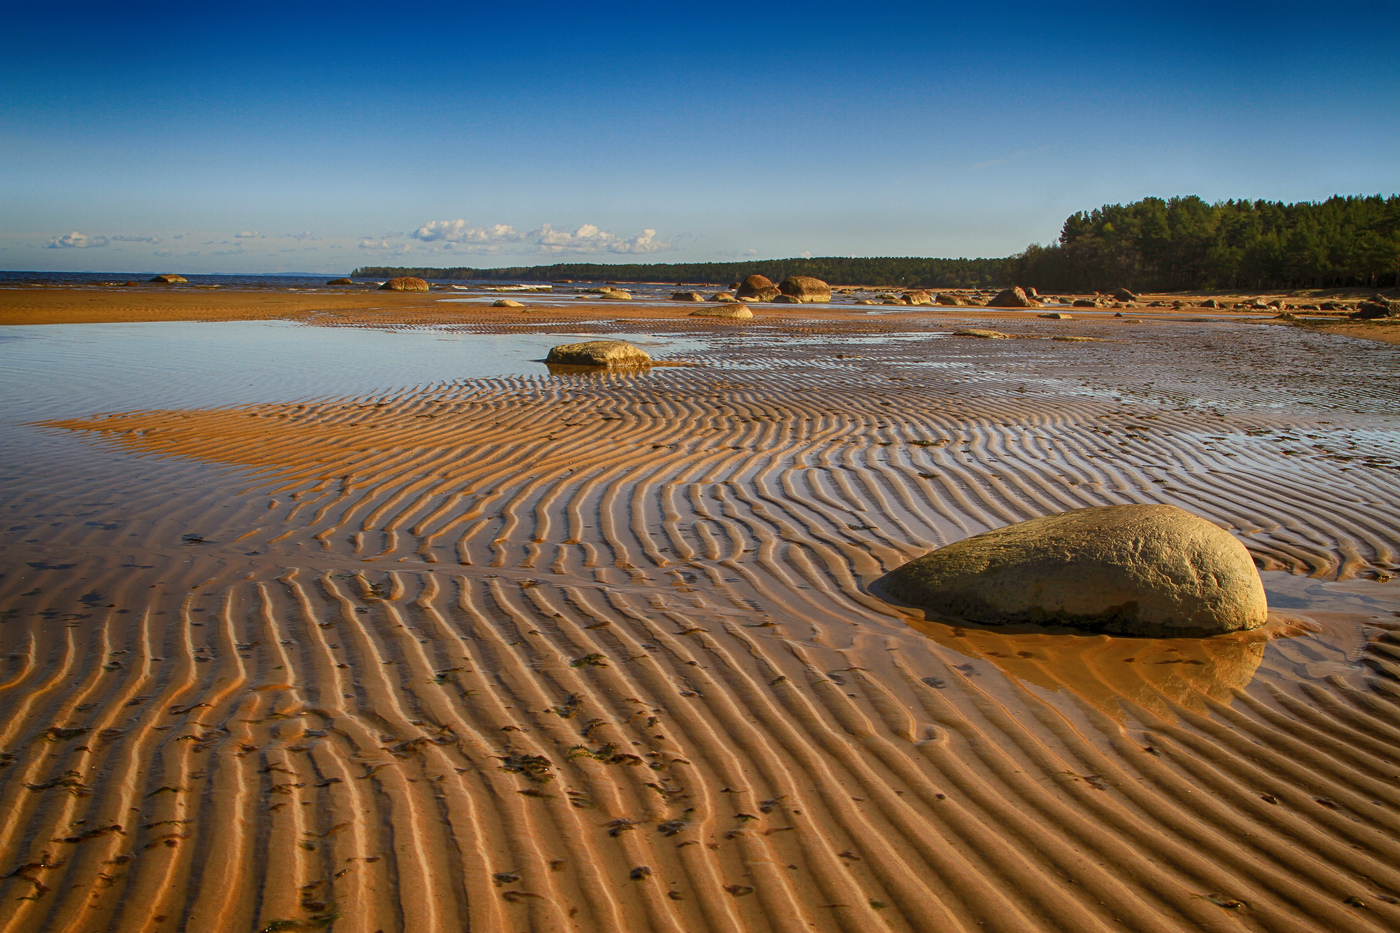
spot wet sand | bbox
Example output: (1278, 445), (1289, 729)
(2, 293), (1400, 931)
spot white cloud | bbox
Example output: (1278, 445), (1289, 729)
(282, 231), (318, 241)
(153, 249), (175, 257)
(111, 234), (162, 244)
(413, 219), (520, 244)
(744, 248), (758, 256)
(800, 250), (813, 258)
(213, 248), (246, 256)
(358, 239), (413, 253)
(47, 231), (109, 249)
(412, 218), (675, 255)
(235, 231), (260, 238)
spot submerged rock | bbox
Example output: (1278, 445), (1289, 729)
(379, 276), (429, 292)
(545, 340), (651, 367)
(777, 275), (831, 303)
(689, 304), (753, 319)
(326, 278), (355, 286)
(880, 504), (1267, 637)
(149, 274), (187, 284)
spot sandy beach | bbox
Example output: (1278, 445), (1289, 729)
(2, 288), (1400, 932)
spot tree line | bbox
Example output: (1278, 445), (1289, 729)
(1007, 195), (1399, 292)
(352, 256), (1008, 288)
(356, 194), (1399, 293)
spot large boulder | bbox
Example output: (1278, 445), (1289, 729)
(689, 304), (753, 319)
(1112, 287), (1139, 303)
(150, 274), (187, 284)
(670, 291), (705, 302)
(493, 298), (526, 308)
(1352, 299), (1399, 320)
(326, 278), (355, 286)
(935, 292), (963, 306)
(953, 328), (1010, 339)
(986, 287), (1041, 308)
(545, 340), (651, 367)
(903, 290), (935, 306)
(1072, 298), (1102, 308)
(597, 286), (632, 300)
(778, 275), (831, 303)
(880, 504), (1267, 637)
(735, 274), (781, 302)
(379, 276), (429, 292)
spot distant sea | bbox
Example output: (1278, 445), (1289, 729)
(0, 270), (726, 302)
(0, 271), (357, 289)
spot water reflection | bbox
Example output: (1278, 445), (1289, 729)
(903, 611), (1274, 720)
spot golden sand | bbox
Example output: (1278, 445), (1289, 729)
(2, 289), (1399, 931)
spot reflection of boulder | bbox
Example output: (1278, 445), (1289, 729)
(544, 340), (651, 367)
(903, 612), (1269, 720)
(881, 504), (1268, 636)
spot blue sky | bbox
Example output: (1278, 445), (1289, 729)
(3, 0), (1396, 273)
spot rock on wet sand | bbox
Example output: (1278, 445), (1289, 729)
(880, 504), (1268, 636)
(545, 340), (652, 367)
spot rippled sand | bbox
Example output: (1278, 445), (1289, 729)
(3, 305), (1400, 932)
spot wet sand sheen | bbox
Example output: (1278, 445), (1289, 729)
(2, 323), (1400, 931)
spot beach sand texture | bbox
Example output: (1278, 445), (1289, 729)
(2, 300), (1400, 931)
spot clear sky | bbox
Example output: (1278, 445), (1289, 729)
(4, 0), (1396, 274)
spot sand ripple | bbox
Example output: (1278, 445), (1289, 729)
(4, 340), (1400, 931)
